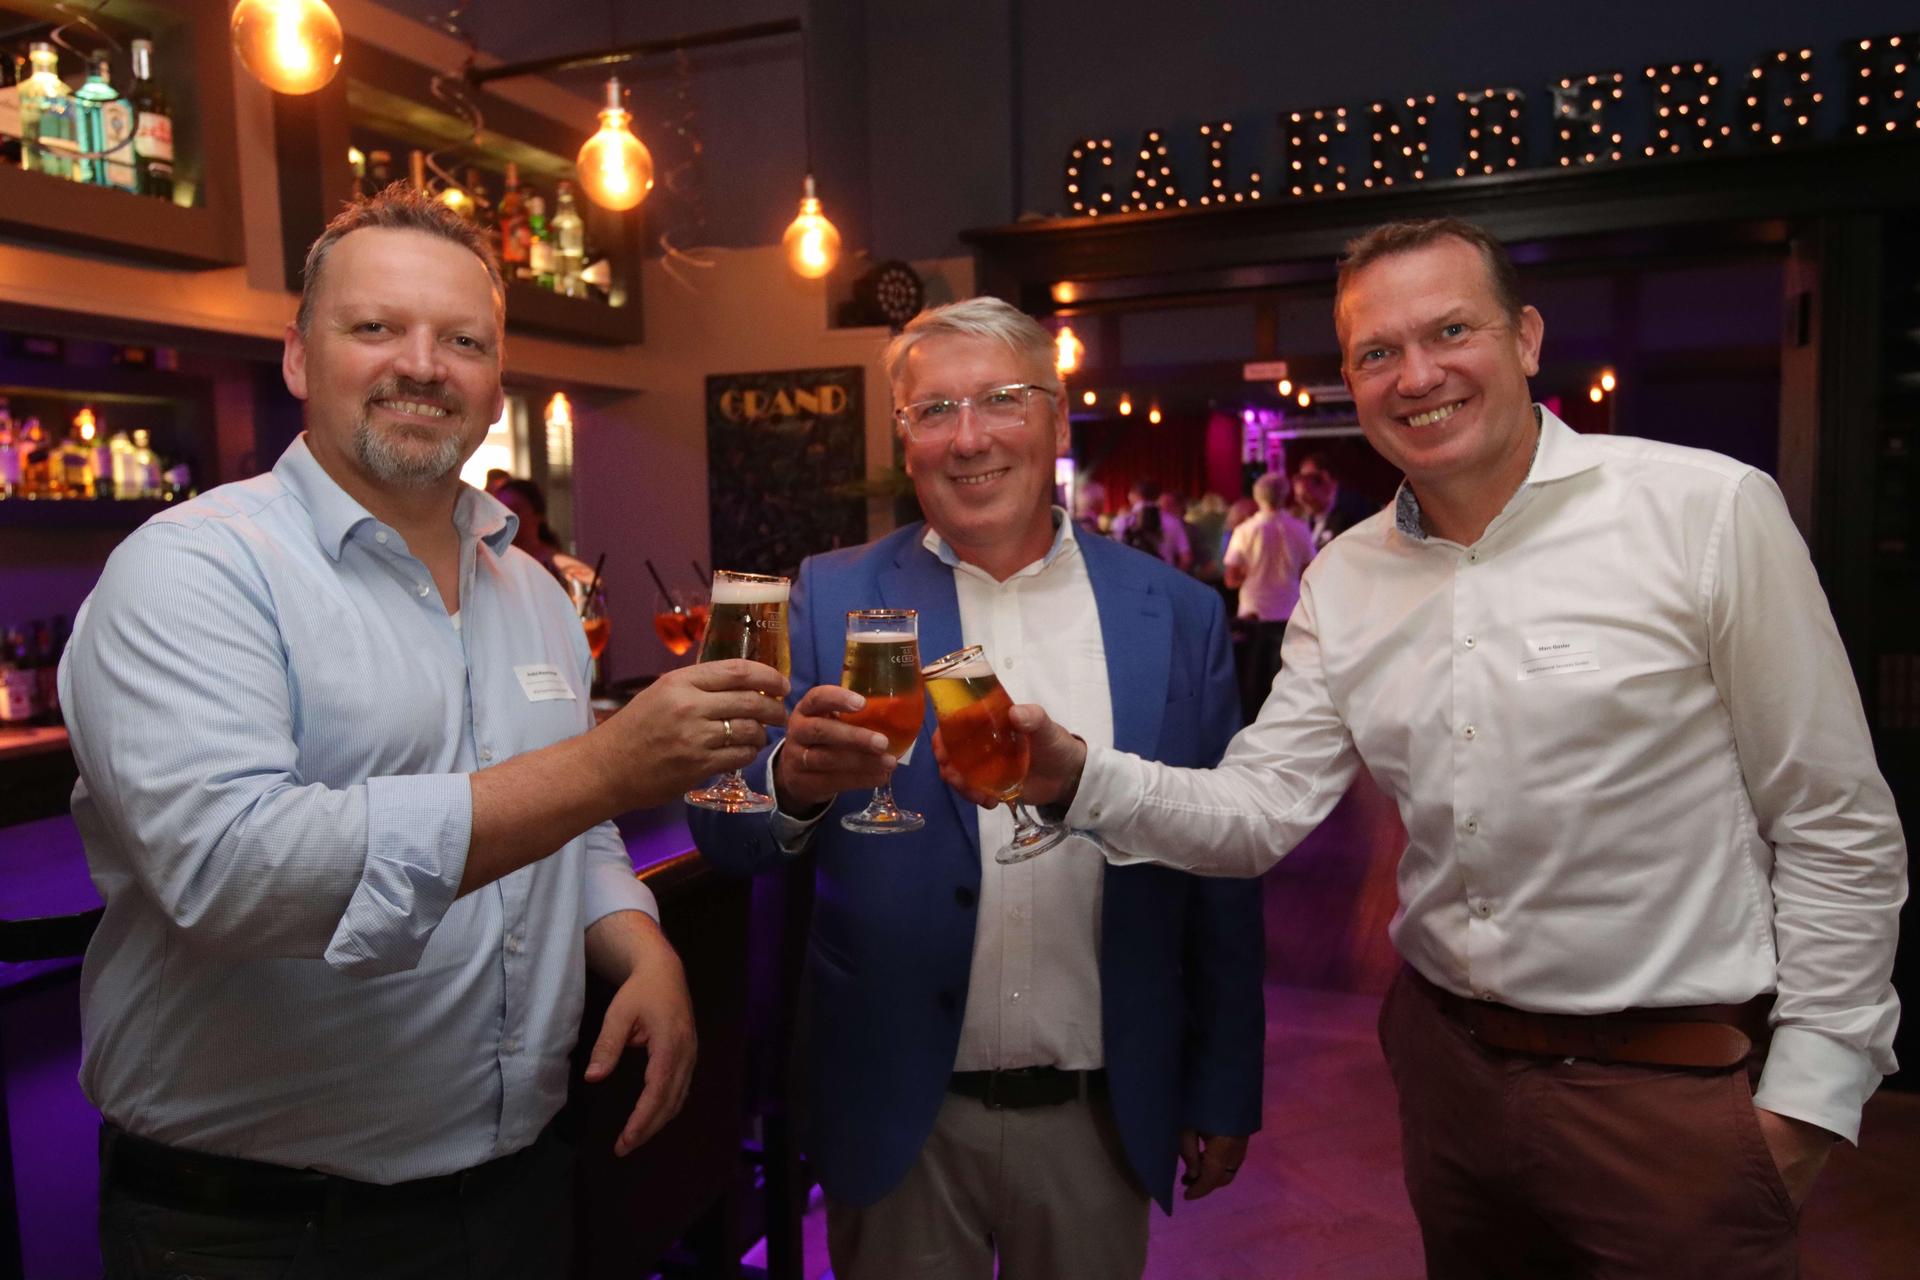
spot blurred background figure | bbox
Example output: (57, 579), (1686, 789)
(1288, 452), (1375, 551)
(1224, 472), (1316, 723)
(494, 477), (594, 586)
(1112, 481), (1192, 571)
(1072, 478), (1109, 536)
(483, 467), (512, 495)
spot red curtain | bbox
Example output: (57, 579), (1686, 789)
(1080, 410), (1242, 514)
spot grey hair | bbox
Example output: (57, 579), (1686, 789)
(296, 182), (506, 338)
(1253, 472), (1288, 510)
(881, 297), (1060, 395)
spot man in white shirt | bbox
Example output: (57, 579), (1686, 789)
(960, 219), (1906, 1279)
(1223, 471), (1316, 720)
(689, 298), (1263, 1280)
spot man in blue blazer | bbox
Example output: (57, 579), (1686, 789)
(690, 298), (1263, 1279)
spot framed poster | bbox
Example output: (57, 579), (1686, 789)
(706, 367), (866, 579)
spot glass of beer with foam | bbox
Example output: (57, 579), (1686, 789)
(921, 644), (1068, 863)
(838, 609), (926, 834)
(684, 569), (791, 813)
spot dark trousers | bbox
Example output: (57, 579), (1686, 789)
(1237, 618), (1288, 724)
(98, 1125), (574, 1280)
(1377, 967), (1798, 1280)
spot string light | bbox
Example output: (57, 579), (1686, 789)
(1052, 281), (1079, 305)
(1600, 369), (1617, 392)
(1082, 390), (1098, 407)
(230, 0), (343, 95)
(1364, 96), (1434, 187)
(1148, 404), (1163, 425)
(1297, 389), (1313, 408)
(1118, 394), (1134, 416)
(1277, 378), (1293, 396)
(1589, 385), (1605, 403)
(577, 77), (654, 211)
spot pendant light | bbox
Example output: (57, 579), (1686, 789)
(577, 76), (654, 211)
(783, 25), (840, 280)
(230, 0), (343, 95)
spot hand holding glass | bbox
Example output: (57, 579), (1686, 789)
(837, 609), (925, 834)
(684, 570), (791, 814)
(922, 645), (1068, 863)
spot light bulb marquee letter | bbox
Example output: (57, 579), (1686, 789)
(1282, 107), (1350, 197)
(1066, 138), (1120, 216)
(1363, 96), (1434, 188)
(1642, 61), (1730, 156)
(1131, 129), (1181, 211)
(1742, 49), (1821, 146)
(1456, 88), (1525, 176)
(1196, 120), (1260, 206)
(1550, 73), (1624, 166)
(1844, 33), (1919, 138)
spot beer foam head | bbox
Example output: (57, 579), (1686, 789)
(923, 645), (994, 680)
(711, 577), (789, 605)
(852, 630), (915, 644)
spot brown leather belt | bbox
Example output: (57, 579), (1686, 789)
(1407, 968), (1773, 1069)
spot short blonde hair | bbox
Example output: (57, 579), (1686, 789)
(881, 297), (1059, 398)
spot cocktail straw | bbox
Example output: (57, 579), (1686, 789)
(580, 553), (607, 617)
(643, 558), (673, 599)
(691, 560), (708, 585)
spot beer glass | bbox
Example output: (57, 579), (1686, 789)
(685, 569), (791, 813)
(921, 644), (1068, 864)
(838, 609), (925, 834)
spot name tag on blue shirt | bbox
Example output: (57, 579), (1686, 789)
(514, 664), (577, 702)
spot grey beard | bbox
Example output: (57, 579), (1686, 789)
(353, 414), (466, 488)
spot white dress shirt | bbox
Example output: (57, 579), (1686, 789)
(771, 512), (1115, 1071)
(1069, 409), (1905, 1143)
(1224, 507), (1316, 621)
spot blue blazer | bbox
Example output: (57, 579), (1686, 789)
(689, 523), (1264, 1211)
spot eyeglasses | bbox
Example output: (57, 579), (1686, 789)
(893, 383), (1054, 440)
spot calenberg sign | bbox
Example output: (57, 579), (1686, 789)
(1063, 29), (1917, 217)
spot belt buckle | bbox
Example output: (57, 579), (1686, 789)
(981, 1071), (1011, 1110)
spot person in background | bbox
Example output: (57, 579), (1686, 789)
(691, 297), (1262, 1280)
(1185, 492), (1230, 588)
(1288, 451), (1374, 550)
(959, 217), (1905, 1280)
(494, 476), (594, 587)
(484, 466), (511, 494)
(1222, 472), (1315, 722)
(1112, 481), (1193, 571)
(62, 187), (787, 1279)
(1072, 478), (1108, 536)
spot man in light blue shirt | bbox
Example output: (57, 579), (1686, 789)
(61, 188), (787, 1278)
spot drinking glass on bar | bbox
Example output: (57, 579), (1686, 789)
(652, 587), (695, 659)
(837, 609), (925, 835)
(684, 569), (791, 814)
(921, 644), (1068, 864)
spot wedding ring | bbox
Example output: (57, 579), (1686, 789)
(722, 718), (735, 747)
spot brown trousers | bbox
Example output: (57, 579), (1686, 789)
(1378, 966), (1799, 1279)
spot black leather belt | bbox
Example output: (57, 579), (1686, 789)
(100, 1124), (531, 1216)
(948, 1067), (1107, 1110)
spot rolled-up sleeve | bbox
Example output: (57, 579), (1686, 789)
(582, 819), (658, 925)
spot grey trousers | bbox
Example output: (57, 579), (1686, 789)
(827, 1090), (1151, 1280)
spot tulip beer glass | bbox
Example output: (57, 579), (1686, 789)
(921, 644), (1068, 863)
(684, 569), (791, 813)
(838, 609), (925, 834)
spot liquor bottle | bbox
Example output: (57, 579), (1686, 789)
(365, 149), (393, 197)
(526, 193), (555, 290)
(130, 428), (160, 498)
(20, 43), (78, 179)
(0, 48), (23, 168)
(408, 148), (427, 194)
(75, 55), (138, 191)
(128, 39), (173, 201)
(552, 180), (586, 298)
(0, 626), (38, 726)
(461, 166), (492, 227)
(108, 431), (139, 497)
(55, 409), (96, 496)
(29, 618), (58, 725)
(17, 416), (48, 497)
(496, 161), (528, 277)
(0, 398), (17, 498)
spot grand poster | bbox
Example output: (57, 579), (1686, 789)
(706, 367), (866, 579)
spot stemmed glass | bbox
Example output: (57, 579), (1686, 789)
(684, 569), (791, 814)
(837, 609), (925, 835)
(569, 577), (610, 689)
(921, 644), (1068, 863)
(652, 587), (696, 660)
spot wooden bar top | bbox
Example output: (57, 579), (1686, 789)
(0, 726), (70, 762)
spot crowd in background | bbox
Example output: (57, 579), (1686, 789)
(1073, 455), (1379, 720)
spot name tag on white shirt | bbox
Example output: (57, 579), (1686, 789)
(1519, 633), (1599, 681)
(514, 664), (577, 702)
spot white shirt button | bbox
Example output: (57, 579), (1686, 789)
(1466, 550), (1480, 563)
(501, 1038), (520, 1054)
(1462, 724), (1477, 740)
(1462, 817), (1480, 834)
(480, 748), (494, 763)
(1463, 635), (1476, 649)
(1004, 656), (1017, 669)
(1089, 806), (1102, 820)
(505, 934), (522, 953)
(1473, 899), (1493, 918)
(416, 583), (430, 597)
(374, 531), (389, 545)
(1009, 990), (1023, 1002)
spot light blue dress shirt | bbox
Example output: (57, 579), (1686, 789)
(59, 436), (654, 1183)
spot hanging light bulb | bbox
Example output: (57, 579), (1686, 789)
(546, 392), (573, 432)
(1118, 394), (1134, 416)
(1599, 369), (1617, 392)
(1148, 405), (1163, 425)
(1277, 378), (1293, 396)
(577, 77), (653, 212)
(784, 174), (842, 279)
(1055, 324), (1084, 375)
(230, 0), (343, 96)
(1297, 389), (1313, 408)
(1082, 390), (1097, 407)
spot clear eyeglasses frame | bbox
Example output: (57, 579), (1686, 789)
(892, 383), (1055, 440)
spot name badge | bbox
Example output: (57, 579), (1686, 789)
(1518, 633), (1599, 681)
(515, 664), (577, 702)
